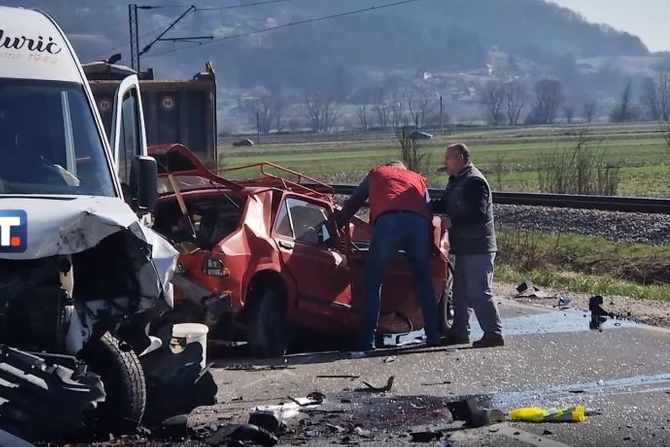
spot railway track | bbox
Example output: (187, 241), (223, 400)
(330, 185), (670, 214)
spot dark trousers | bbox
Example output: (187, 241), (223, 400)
(358, 212), (440, 349)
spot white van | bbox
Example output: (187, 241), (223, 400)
(0, 5), (184, 441)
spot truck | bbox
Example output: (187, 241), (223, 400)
(0, 6), (214, 443)
(83, 59), (219, 170)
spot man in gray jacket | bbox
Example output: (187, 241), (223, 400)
(434, 143), (503, 348)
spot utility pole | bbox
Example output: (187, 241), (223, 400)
(128, 4), (140, 71)
(440, 95), (444, 136)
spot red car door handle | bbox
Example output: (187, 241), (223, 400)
(278, 240), (294, 250)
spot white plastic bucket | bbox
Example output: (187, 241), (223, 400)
(171, 323), (209, 369)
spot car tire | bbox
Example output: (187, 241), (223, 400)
(247, 288), (289, 358)
(438, 276), (454, 334)
(81, 332), (147, 434)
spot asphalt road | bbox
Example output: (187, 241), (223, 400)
(189, 298), (670, 446)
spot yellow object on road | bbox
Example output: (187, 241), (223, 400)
(509, 405), (586, 423)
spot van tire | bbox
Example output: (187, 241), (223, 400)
(438, 276), (454, 334)
(82, 332), (146, 434)
(247, 289), (289, 358)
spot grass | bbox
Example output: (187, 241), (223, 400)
(220, 124), (670, 197)
(496, 229), (670, 301)
(495, 265), (670, 302)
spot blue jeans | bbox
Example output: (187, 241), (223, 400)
(359, 212), (440, 349)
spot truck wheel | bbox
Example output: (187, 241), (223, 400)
(81, 332), (146, 434)
(438, 277), (454, 334)
(247, 289), (289, 358)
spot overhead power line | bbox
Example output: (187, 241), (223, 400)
(94, 0), (287, 62)
(144, 0), (423, 59)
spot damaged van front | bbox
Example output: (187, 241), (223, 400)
(0, 6), (190, 442)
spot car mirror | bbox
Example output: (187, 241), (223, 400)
(132, 155), (158, 213)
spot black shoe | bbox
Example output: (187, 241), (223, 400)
(439, 330), (470, 346)
(472, 333), (504, 348)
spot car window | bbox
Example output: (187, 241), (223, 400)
(281, 198), (331, 245)
(275, 199), (294, 238)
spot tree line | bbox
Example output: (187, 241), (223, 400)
(479, 69), (670, 126)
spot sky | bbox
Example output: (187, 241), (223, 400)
(550, 0), (670, 52)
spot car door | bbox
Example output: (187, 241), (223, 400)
(109, 75), (148, 211)
(273, 196), (353, 317)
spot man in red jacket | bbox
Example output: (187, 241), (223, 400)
(337, 161), (440, 351)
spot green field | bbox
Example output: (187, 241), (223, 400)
(219, 123), (670, 197)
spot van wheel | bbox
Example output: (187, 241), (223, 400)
(247, 289), (289, 358)
(81, 332), (146, 434)
(438, 277), (454, 334)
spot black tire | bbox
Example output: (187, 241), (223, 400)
(247, 288), (289, 358)
(438, 276), (454, 335)
(81, 332), (146, 434)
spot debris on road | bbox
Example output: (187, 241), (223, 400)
(410, 430), (444, 442)
(287, 392), (325, 407)
(447, 398), (504, 428)
(509, 405), (586, 423)
(249, 411), (284, 434)
(221, 423), (278, 446)
(355, 376), (395, 393)
(421, 380), (451, 386)
(557, 296), (573, 309)
(384, 356), (397, 363)
(224, 364), (295, 372)
(354, 426), (373, 439)
(516, 281), (552, 298)
(589, 295), (613, 330)
(317, 374), (361, 380)
(0, 347), (105, 443)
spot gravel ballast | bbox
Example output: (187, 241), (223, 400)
(494, 204), (670, 245)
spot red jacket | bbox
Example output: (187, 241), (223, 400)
(367, 166), (431, 223)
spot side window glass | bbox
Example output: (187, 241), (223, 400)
(286, 198), (331, 246)
(274, 200), (294, 238)
(118, 89), (140, 186)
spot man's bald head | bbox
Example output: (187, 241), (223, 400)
(443, 143), (470, 176)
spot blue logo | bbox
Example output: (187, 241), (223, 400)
(0, 210), (27, 253)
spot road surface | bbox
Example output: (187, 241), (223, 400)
(189, 297), (670, 446)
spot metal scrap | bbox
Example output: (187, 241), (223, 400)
(355, 376), (395, 393)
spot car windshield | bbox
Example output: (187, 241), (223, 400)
(0, 79), (115, 196)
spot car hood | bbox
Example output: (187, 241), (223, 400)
(0, 196), (178, 291)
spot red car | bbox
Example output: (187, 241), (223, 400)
(150, 144), (453, 357)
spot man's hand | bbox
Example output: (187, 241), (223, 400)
(442, 216), (453, 230)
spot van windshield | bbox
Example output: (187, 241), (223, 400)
(0, 79), (115, 196)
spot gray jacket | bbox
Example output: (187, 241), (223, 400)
(436, 163), (497, 255)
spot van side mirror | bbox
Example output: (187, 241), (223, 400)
(132, 155), (158, 213)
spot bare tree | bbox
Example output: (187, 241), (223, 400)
(374, 88), (389, 129)
(505, 80), (526, 126)
(356, 105), (369, 131)
(406, 88), (434, 129)
(563, 105), (575, 123)
(658, 71), (670, 121)
(583, 97), (598, 123)
(528, 78), (565, 124)
(303, 93), (340, 133)
(610, 79), (637, 122)
(396, 126), (430, 174)
(480, 80), (505, 126)
(641, 77), (660, 121)
(248, 95), (285, 134)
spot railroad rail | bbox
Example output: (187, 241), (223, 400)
(329, 185), (670, 214)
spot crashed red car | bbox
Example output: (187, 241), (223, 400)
(150, 144), (453, 357)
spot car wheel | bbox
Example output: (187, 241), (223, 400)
(81, 332), (146, 434)
(247, 288), (289, 358)
(438, 276), (454, 334)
